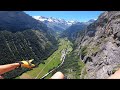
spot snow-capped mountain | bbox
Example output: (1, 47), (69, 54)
(33, 16), (78, 33)
(33, 16), (96, 34)
(33, 16), (77, 25)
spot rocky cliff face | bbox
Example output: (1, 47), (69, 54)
(77, 11), (120, 79)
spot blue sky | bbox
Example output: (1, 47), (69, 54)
(24, 11), (103, 22)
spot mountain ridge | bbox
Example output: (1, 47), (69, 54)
(33, 16), (78, 33)
(60, 19), (95, 41)
(0, 11), (49, 33)
(0, 11), (58, 79)
(33, 16), (96, 34)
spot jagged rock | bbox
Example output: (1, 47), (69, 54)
(77, 11), (120, 79)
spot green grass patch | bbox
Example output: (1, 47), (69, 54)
(57, 49), (85, 79)
(81, 66), (87, 79)
(44, 73), (53, 79)
(112, 64), (120, 74)
(15, 76), (20, 79)
(17, 38), (73, 79)
(90, 45), (100, 54)
(81, 46), (88, 56)
(81, 44), (100, 57)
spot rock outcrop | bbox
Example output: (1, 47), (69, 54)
(77, 11), (120, 79)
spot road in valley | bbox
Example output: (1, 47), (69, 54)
(40, 48), (68, 79)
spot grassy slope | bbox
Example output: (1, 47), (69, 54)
(17, 38), (72, 79)
(57, 47), (85, 79)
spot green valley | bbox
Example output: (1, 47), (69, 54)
(17, 38), (73, 79)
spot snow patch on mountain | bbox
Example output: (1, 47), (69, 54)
(33, 16), (77, 26)
(33, 16), (96, 33)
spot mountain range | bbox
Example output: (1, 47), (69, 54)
(60, 19), (95, 41)
(33, 16), (95, 34)
(33, 16), (78, 33)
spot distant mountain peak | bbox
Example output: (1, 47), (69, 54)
(33, 16), (95, 34)
(33, 16), (78, 26)
(33, 16), (79, 33)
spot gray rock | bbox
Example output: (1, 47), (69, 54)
(78, 11), (120, 79)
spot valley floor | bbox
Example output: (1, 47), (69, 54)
(16, 38), (73, 79)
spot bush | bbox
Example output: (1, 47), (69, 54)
(81, 46), (88, 56)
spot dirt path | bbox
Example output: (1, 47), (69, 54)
(40, 48), (68, 79)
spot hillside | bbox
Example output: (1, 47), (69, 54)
(76, 11), (120, 79)
(0, 11), (48, 33)
(0, 11), (57, 79)
(60, 20), (95, 41)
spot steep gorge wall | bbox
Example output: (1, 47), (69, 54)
(0, 30), (57, 78)
(77, 11), (120, 79)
